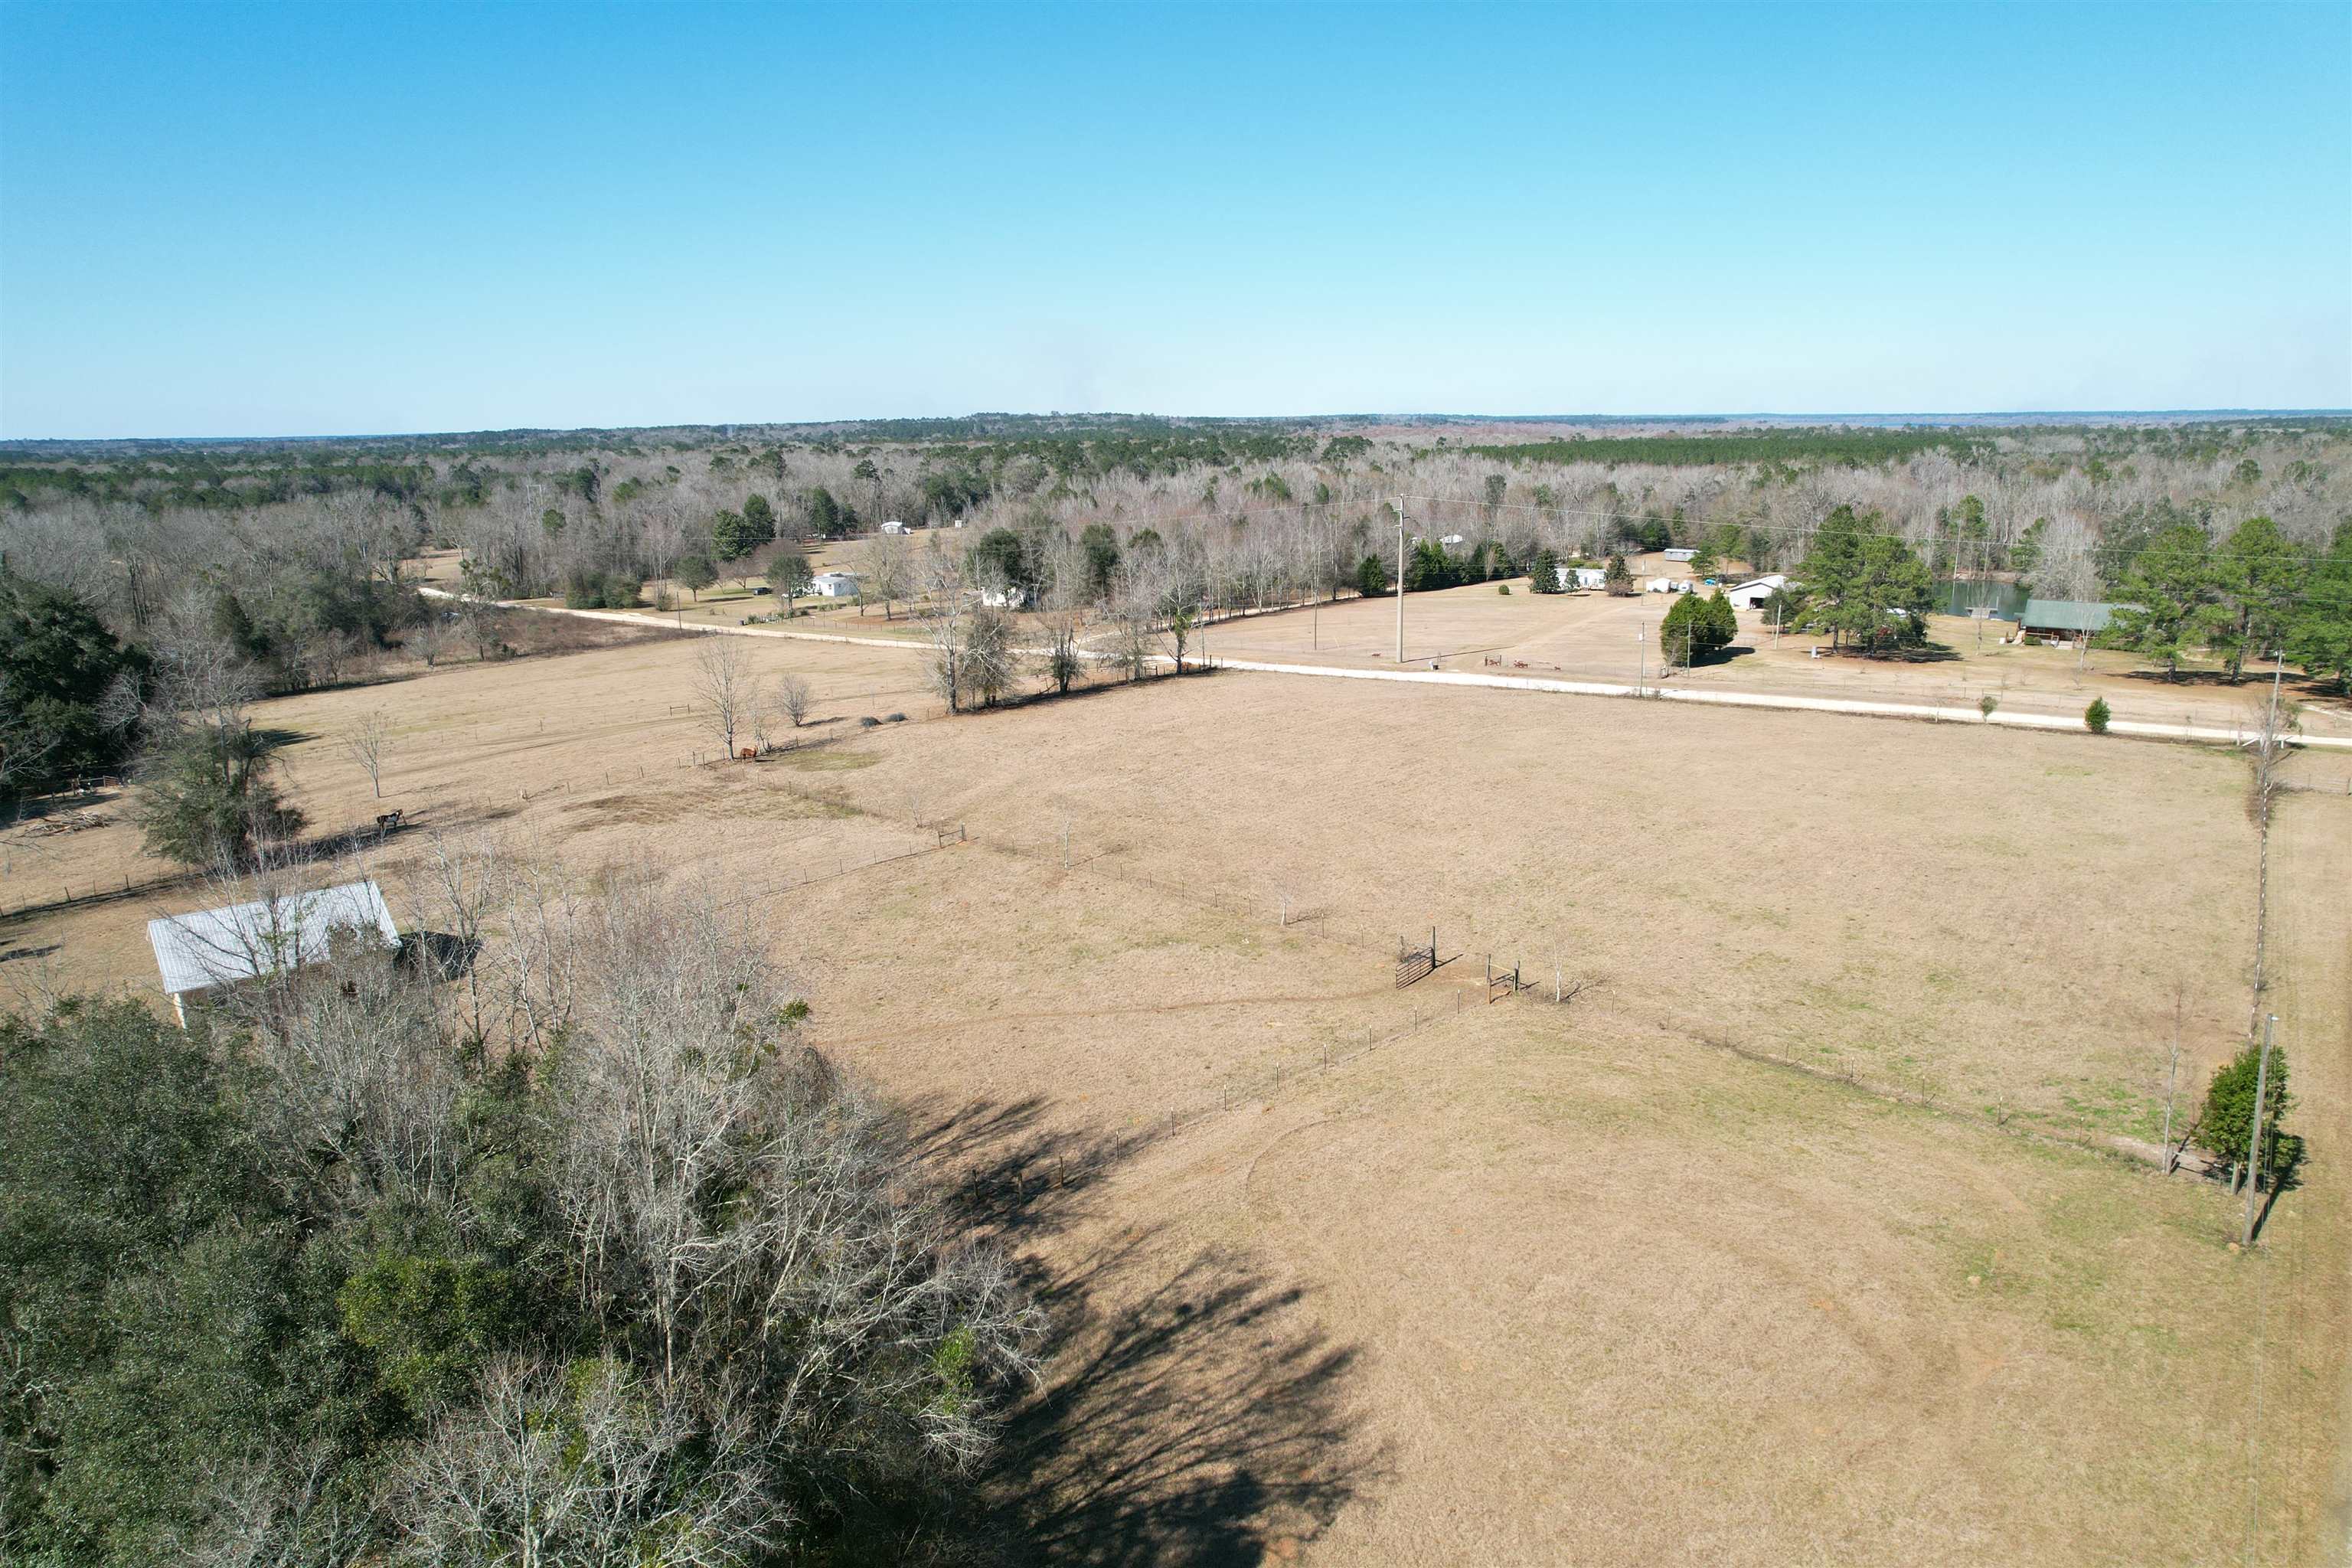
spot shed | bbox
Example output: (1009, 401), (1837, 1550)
(147, 878), (400, 1027)
(809, 572), (860, 599)
(1645, 577), (1690, 594)
(881, 519), (910, 534)
(2019, 599), (2121, 643)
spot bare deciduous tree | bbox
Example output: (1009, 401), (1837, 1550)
(922, 551), (970, 712)
(407, 615), (450, 668)
(773, 672), (812, 730)
(864, 531), (910, 621)
(341, 708), (390, 798)
(382, 1357), (786, 1568)
(688, 635), (763, 760)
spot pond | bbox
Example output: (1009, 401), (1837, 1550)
(1932, 577), (2029, 620)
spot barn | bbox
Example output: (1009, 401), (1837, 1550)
(147, 877), (400, 1027)
(1724, 574), (1788, 609)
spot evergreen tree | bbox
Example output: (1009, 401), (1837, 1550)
(710, 508), (756, 564)
(1796, 508), (1931, 655)
(807, 486), (844, 539)
(2197, 1041), (2298, 1175)
(740, 492), (778, 549)
(132, 719), (305, 867)
(2286, 521), (2352, 692)
(2207, 515), (2305, 682)
(0, 573), (145, 805)
(2105, 522), (2217, 680)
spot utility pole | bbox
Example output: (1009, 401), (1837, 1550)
(2244, 1013), (2276, 1246)
(1637, 619), (1646, 694)
(1394, 498), (1406, 663)
(2161, 984), (2182, 1174)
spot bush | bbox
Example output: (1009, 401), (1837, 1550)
(1354, 554), (1390, 597)
(562, 570), (645, 611)
(2197, 1040), (2298, 1176)
(2085, 697), (2112, 733)
(1497, 583), (1511, 596)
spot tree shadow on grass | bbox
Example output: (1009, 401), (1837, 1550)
(990, 1239), (1373, 1566)
(907, 1095), (1378, 1565)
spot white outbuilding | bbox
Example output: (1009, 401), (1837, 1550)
(1662, 547), (1697, 562)
(1645, 577), (1690, 594)
(148, 877), (400, 1027)
(1555, 565), (1609, 590)
(880, 519), (910, 534)
(1723, 574), (1787, 609)
(809, 572), (860, 599)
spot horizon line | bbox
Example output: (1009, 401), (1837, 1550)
(5, 407), (2351, 447)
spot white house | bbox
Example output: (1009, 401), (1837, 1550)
(1662, 547), (1697, 563)
(148, 878), (400, 1027)
(809, 572), (859, 599)
(1723, 574), (1787, 609)
(1555, 564), (1608, 590)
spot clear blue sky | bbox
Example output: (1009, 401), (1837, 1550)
(2, 2), (2346, 437)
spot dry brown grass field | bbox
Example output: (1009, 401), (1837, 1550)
(4, 632), (2347, 1565)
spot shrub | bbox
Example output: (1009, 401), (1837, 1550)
(1979, 694), (2000, 720)
(2085, 697), (2112, 733)
(2197, 1041), (2299, 1176)
(1497, 583), (1511, 596)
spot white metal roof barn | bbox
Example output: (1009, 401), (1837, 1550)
(145, 877), (400, 1025)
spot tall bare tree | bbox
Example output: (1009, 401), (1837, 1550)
(688, 635), (763, 759)
(341, 708), (391, 798)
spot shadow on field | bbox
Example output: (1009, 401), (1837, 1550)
(910, 1095), (1375, 1565)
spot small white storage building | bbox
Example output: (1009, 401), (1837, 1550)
(148, 878), (400, 1027)
(809, 572), (860, 599)
(1556, 565), (1609, 590)
(1645, 577), (1690, 594)
(1662, 547), (1697, 563)
(880, 519), (910, 534)
(1724, 574), (1787, 609)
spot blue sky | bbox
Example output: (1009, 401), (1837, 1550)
(2, 1), (2346, 437)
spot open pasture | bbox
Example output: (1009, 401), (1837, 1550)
(3, 632), (2346, 1564)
